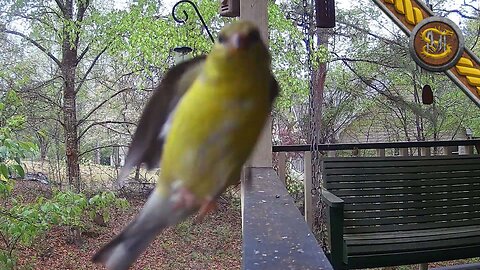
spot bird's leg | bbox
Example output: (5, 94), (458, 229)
(194, 198), (217, 223)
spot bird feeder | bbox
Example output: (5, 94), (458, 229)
(219, 0), (239, 17)
(316, 0), (336, 28)
(173, 46), (193, 64)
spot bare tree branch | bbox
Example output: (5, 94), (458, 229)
(79, 143), (129, 158)
(25, 91), (63, 109)
(76, 0), (91, 22)
(79, 120), (136, 139)
(77, 87), (133, 125)
(77, 44), (90, 64)
(436, 9), (479, 20)
(336, 21), (404, 46)
(29, 116), (65, 127)
(54, 0), (66, 14)
(3, 29), (61, 67)
(463, 2), (480, 13)
(331, 56), (402, 69)
(76, 44), (109, 93)
(10, 13), (58, 31)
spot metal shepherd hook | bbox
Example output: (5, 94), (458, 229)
(172, 0), (215, 43)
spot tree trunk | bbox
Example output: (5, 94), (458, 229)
(62, 0), (81, 192)
(63, 88), (80, 192)
(37, 133), (48, 161)
(312, 24), (328, 247)
(412, 72), (425, 142)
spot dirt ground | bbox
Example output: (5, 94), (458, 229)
(10, 181), (242, 270)
(8, 181), (480, 270)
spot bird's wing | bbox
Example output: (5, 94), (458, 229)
(118, 56), (206, 185)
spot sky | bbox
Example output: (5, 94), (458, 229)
(149, 0), (465, 40)
(114, 0), (356, 14)
(158, 0), (353, 11)
(112, 0), (465, 22)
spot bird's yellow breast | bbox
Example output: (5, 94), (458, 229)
(159, 61), (271, 198)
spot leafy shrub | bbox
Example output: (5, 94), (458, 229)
(0, 199), (53, 269)
(88, 191), (129, 224)
(50, 191), (88, 228)
(0, 189), (129, 268)
(0, 250), (16, 270)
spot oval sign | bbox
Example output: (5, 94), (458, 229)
(409, 17), (464, 72)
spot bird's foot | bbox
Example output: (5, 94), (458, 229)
(194, 198), (217, 223)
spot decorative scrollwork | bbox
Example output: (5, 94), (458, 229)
(172, 0), (215, 43)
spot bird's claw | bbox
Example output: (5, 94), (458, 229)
(194, 198), (217, 224)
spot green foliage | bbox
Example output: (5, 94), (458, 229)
(311, 45), (329, 70)
(0, 250), (16, 270)
(0, 189), (129, 268)
(87, 191), (129, 223)
(0, 90), (37, 185)
(284, 164), (304, 205)
(0, 91), (35, 147)
(2, 201), (52, 245)
(268, 2), (310, 111)
(50, 191), (88, 228)
(0, 86), (38, 268)
(286, 177), (304, 197)
(0, 198), (56, 268)
(0, 177), (14, 198)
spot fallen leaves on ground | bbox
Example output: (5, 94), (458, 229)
(11, 181), (242, 270)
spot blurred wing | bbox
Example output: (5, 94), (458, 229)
(118, 56), (206, 185)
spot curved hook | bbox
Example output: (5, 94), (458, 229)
(172, 0), (215, 43)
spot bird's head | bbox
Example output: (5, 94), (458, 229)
(208, 20), (271, 72)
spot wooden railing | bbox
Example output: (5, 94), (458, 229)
(273, 139), (480, 229)
(242, 167), (333, 270)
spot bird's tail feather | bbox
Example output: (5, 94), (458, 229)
(92, 190), (193, 270)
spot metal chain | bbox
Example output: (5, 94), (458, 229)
(303, 0), (327, 250)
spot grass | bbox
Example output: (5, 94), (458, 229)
(24, 160), (159, 191)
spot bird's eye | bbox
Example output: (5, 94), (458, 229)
(247, 29), (261, 42)
(218, 34), (226, 43)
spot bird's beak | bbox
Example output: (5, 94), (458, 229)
(227, 31), (259, 51)
(228, 33), (249, 50)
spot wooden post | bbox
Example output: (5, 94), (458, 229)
(241, 0), (271, 168)
(304, 151), (313, 229)
(377, 149), (386, 157)
(400, 148), (409, 156)
(278, 152), (287, 185)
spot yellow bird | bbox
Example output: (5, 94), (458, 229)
(92, 20), (278, 270)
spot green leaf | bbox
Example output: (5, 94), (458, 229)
(13, 165), (25, 178)
(0, 164), (9, 179)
